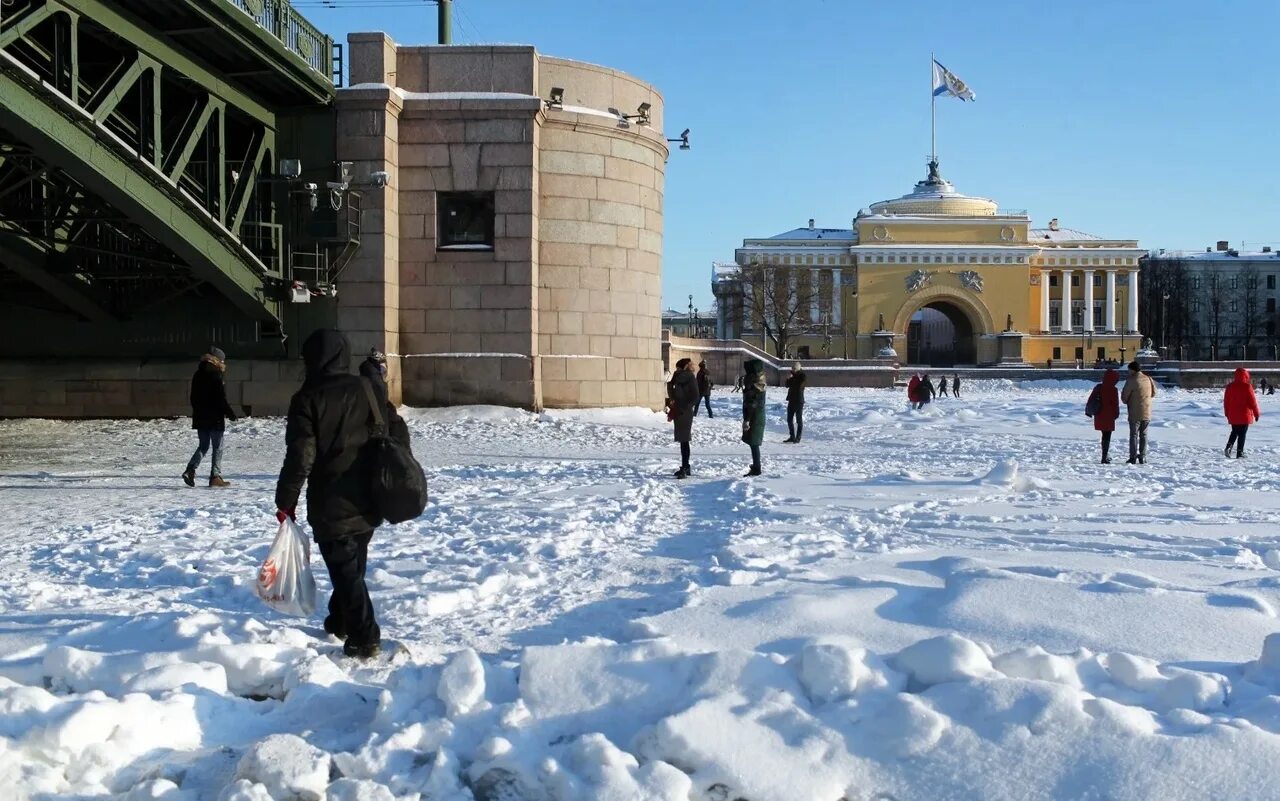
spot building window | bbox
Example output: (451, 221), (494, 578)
(1049, 274), (1059, 287)
(1231, 276), (1239, 289)
(1052, 347), (1062, 360)
(1071, 274), (1080, 287)
(1093, 273), (1102, 287)
(1075, 347), (1084, 361)
(1192, 276), (1201, 290)
(1269, 298), (1276, 313)
(1049, 302), (1060, 327)
(1097, 346), (1106, 360)
(1093, 303), (1104, 327)
(438, 191), (496, 249)
(1048, 258), (1056, 265)
(1231, 300), (1239, 313)
(1269, 275), (1277, 290)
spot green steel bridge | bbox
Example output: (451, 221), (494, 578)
(0, 0), (360, 358)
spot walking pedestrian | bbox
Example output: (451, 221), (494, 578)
(1223, 367), (1261, 458)
(742, 359), (766, 476)
(919, 373), (935, 407)
(183, 346), (237, 488)
(1085, 368), (1121, 463)
(696, 360), (714, 418)
(953, 373), (962, 398)
(938, 376), (950, 398)
(275, 329), (411, 660)
(667, 358), (699, 478)
(784, 362), (806, 443)
(732, 373), (744, 393)
(907, 373), (921, 410)
(1120, 361), (1157, 464)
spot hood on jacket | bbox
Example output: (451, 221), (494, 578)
(302, 329), (351, 378)
(743, 359), (764, 374)
(1234, 367), (1251, 384)
(1103, 369), (1120, 387)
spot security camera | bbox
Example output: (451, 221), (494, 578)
(326, 181), (348, 192)
(302, 182), (317, 191)
(369, 171), (390, 188)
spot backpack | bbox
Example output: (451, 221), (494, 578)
(360, 379), (428, 524)
(1085, 386), (1102, 418)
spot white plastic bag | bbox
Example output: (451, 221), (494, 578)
(255, 518), (317, 617)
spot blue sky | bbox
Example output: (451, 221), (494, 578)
(299, 0), (1280, 311)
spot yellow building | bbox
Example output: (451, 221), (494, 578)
(714, 161), (1145, 366)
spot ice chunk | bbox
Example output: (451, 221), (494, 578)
(124, 662), (228, 696)
(438, 648), (486, 716)
(233, 734), (331, 801)
(325, 778), (396, 801)
(216, 781), (274, 801)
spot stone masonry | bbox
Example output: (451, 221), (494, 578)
(338, 38), (667, 410)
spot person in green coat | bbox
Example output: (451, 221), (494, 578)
(741, 359), (766, 476)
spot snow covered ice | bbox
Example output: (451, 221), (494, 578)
(3, 382), (1280, 799)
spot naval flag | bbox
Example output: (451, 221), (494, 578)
(932, 59), (975, 102)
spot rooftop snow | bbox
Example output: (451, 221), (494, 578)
(764, 227), (857, 241)
(1151, 250), (1280, 261)
(1031, 227), (1104, 242)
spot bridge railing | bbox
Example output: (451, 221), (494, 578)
(223, 0), (334, 81)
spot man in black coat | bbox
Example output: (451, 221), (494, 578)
(695, 360), (714, 418)
(275, 329), (410, 659)
(183, 346), (237, 488)
(668, 358), (700, 478)
(783, 362), (806, 443)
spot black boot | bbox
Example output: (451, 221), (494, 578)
(744, 465), (762, 477)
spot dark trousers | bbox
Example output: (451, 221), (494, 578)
(695, 394), (713, 417)
(749, 443), (761, 471)
(1226, 424), (1249, 456)
(939, 386), (950, 397)
(318, 531), (379, 647)
(1100, 430), (1112, 460)
(680, 441), (691, 468)
(954, 385), (961, 398)
(1128, 420), (1149, 461)
(787, 403), (804, 441)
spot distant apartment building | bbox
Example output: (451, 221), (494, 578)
(1140, 243), (1280, 360)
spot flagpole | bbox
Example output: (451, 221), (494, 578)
(930, 52), (936, 164)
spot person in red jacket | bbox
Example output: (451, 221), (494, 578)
(1086, 368), (1122, 463)
(907, 374), (921, 410)
(1223, 367), (1262, 458)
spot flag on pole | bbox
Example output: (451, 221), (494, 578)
(932, 59), (975, 102)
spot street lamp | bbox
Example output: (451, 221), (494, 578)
(1161, 292), (1170, 351)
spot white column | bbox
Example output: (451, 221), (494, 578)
(811, 268), (821, 322)
(1105, 269), (1117, 332)
(1082, 269), (1095, 332)
(1060, 269), (1073, 333)
(1127, 270), (1139, 333)
(831, 269), (842, 325)
(1040, 270), (1051, 333)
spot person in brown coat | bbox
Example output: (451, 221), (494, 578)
(1120, 361), (1157, 464)
(667, 358), (700, 478)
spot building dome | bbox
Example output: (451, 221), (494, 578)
(868, 159), (998, 217)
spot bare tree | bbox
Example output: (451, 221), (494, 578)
(1206, 269), (1227, 359)
(1237, 263), (1263, 358)
(1140, 257), (1192, 357)
(739, 262), (817, 358)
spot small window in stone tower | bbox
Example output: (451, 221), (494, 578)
(438, 191), (495, 250)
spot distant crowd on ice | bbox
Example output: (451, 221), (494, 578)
(662, 358), (1268, 479)
(176, 333), (1269, 661)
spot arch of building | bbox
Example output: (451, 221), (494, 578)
(892, 286), (995, 337)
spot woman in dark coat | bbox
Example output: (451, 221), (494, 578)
(1086, 368), (1121, 463)
(667, 358), (700, 478)
(741, 359), (767, 476)
(184, 346), (237, 488)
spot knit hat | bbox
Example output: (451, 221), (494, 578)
(208, 346), (226, 362)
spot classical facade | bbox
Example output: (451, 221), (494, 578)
(714, 162), (1145, 366)
(338, 37), (667, 410)
(1141, 245), (1280, 360)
